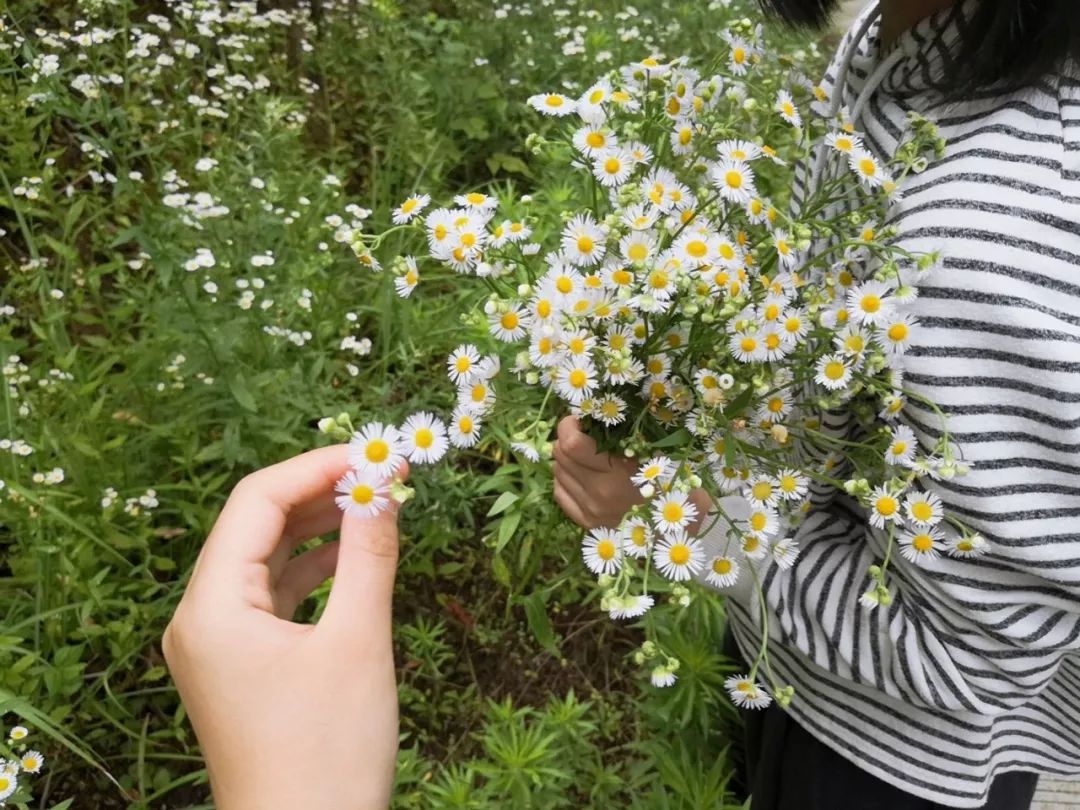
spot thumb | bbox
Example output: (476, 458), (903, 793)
(319, 504), (400, 647)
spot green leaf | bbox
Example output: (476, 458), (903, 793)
(650, 428), (692, 450)
(723, 386), (754, 418)
(495, 510), (522, 553)
(486, 491), (519, 517)
(491, 554), (511, 588)
(228, 374), (259, 413)
(520, 591), (558, 656)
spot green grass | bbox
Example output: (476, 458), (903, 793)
(0, 1), (823, 805)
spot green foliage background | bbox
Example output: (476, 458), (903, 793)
(0, 1), (824, 805)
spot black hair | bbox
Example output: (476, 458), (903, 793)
(758, 0), (1080, 96)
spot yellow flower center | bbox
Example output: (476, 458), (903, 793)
(536, 299), (552, 319)
(836, 137), (853, 151)
(889, 323), (909, 342)
(750, 512), (768, 532)
(662, 502), (685, 524)
(876, 496), (898, 517)
(414, 427), (434, 449)
(604, 157), (622, 174)
(612, 268), (633, 285)
(725, 170), (743, 189)
(765, 333), (782, 350)
(647, 358), (664, 375)
(589, 89), (605, 104)
(365, 439), (389, 464)
(713, 558), (733, 575)
(597, 539), (617, 560)
(609, 333), (626, 350)
(860, 158), (877, 177)
(679, 127), (692, 145)
(500, 312), (519, 330)
(845, 334), (865, 353)
(768, 397), (784, 413)
(668, 543), (690, 564)
(555, 276), (574, 294)
(458, 415), (474, 433)
(471, 384), (487, 402)
(568, 337), (586, 354)
(586, 131), (606, 148)
(667, 96), (682, 115)
(649, 270), (669, 290)
(351, 484), (374, 504)
(911, 501), (933, 522)
(687, 240), (708, 258)
(630, 526), (647, 546)
(733, 47), (746, 64)
(401, 198), (418, 213)
(740, 336), (758, 353)
(466, 192), (486, 205)
(433, 224), (448, 240)
(912, 533), (934, 552)
(861, 295), (881, 313)
(824, 361), (846, 381)
(455, 356), (472, 373)
(892, 441), (907, 456)
(780, 475), (798, 493)
(577, 235), (594, 254)
(546, 94), (564, 108)
(568, 369), (588, 389)
(752, 481), (773, 502)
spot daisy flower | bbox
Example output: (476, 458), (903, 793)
(886, 425), (918, 467)
(577, 80), (612, 121)
(847, 280), (894, 326)
(595, 394), (627, 426)
(860, 589), (884, 610)
(705, 555), (741, 588)
(725, 675), (773, 709)
(561, 213), (606, 267)
(904, 490), (944, 527)
(758, 389), (792, 422)
(621, 517), (652, 558)
(947, 532), (989, 559)
(726, 35), (754, 75)
(775, 90), (801, 127)
(652, 493), (699, 535)
(512, 441), (540, 462)
(717, 139), (762, 163)
(652, 530), (705, 581)
(651, 665), (678, 688)
(488, 305), (530, 342)
(771, 537), (800, 570)
(884, 313), (919, 353)
(528, 92), (576, 116)
(869, 486), (902, 528)
(622, 203), (659, 231)
(594, 147), (635, 187)
(743, 506), (779, 539)
(334, 467), (391, 518)
(711, 160), (756, 205)
(825, 130), (863, 155)
(425, 208), (455, 252)
(674, 230), (717, 267)
(447, 344), (481, 384)
(458, 378), (496, 413)
(454, 191), (498, 211)
(582, 527), (623, 576)
(729, 330), (768, 364)
(670, 119), (697, 155)
(19, 751), (44, 774)
(556, 359), (598, 405)
(348, 422), (404, 478)
(745, 475), (779, 508)
(776, 469), (808, 501)
(814, 353), (852, 390)
(620, 230), (657, 265)
(448, 406), (482, 448)
(0, 771), (16, 802)
(399, 411), (448, 464)
(632, 456), (674, 487)
(393, 256), (420, 298)
(849, 148), (891, 189)
(773, 229), (799, 269)
(392, 193), (430, 224)
(8, 727), (27, 742)
(899, 527), (944, 565)
(608, 593), (654, 620)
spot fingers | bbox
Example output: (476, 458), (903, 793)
(554, 477), (593, 529)
(200, 445), (351, 576)
(318, 504), (401, 649)
(273, 541), (340, 619)
(556, 415), (622, 473)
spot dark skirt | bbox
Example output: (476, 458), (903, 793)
(723, 631), (1040, 810)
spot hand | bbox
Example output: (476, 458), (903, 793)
(163, 446), (402, 810)
(552, 415), (642, 529)
(553, 416), (714, 534)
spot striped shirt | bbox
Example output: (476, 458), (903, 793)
(713, 2), (1080, 806)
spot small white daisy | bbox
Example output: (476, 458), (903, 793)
(582, 527), (623, 576)
(904, 490), (944, 527)
(448, 406), (482, 448)
(399, 411), (449, 464)
(814, 354), (852, 390)
(392, 193), (430, 224)
(947, 533), (990, 559)
(621, 517), (652, 558)
(348, 422), (404, 479)
(334, 468), (391, 518)
(885, 425), (918, 467)
(705, 555), (741, 588)
(724, 674), (773, 709)
(652, 530), (705, 581)
(869, 486), (902, 528)
(528, 92), (577, 116)
(608, 593), (654, 620)
(447, 344), (482, 384)
(899, 527), (944, 565)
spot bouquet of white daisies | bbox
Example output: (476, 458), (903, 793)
(320, 19), (982, 708)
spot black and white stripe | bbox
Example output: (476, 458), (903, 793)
(720, 2), (1080, 806)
